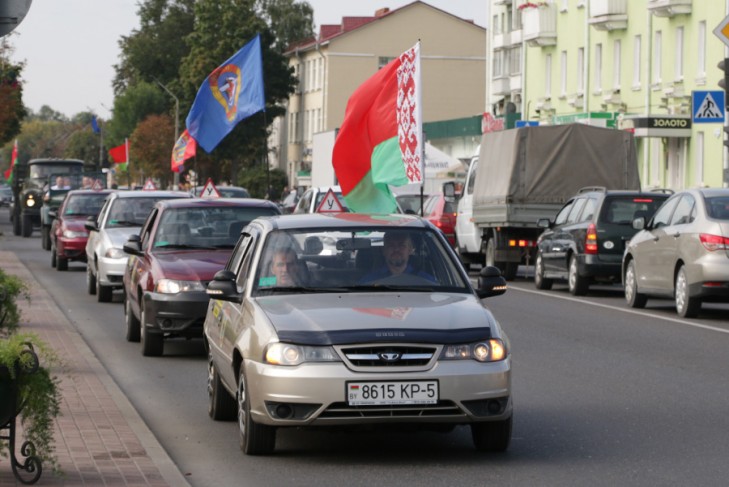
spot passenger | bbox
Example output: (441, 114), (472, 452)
(360, 232), (436, 283)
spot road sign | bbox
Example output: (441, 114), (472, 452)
(715, 15), (729, 48)
(142, 178), (157, 191)
(199, 178), (221, 198)
(692, 90), (725, 123)
(515, 120), (539, 128)
(315, 188), (345, 213)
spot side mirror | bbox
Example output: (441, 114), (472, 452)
(84, 215), (98, 232)
(443, 182), (456, 198)
(537, 218), (551, 229)
(206, 269), (243, 304)
(476, 265), (507, 299)
(123, 234), (142, 256)
(632, 217), (646, 230)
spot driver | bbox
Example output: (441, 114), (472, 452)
(270, 247), (308, 286)
(359, 232), (436, 283)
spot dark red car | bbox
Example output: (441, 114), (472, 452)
(422, 193), (458, 248)
(51, 189), (115, 271)
(122, 198), (281, 356)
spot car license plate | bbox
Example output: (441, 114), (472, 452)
(346, 381), (438, 406)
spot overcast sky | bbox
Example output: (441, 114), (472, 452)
(9, 0), (486, 120)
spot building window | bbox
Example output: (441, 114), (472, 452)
(560, 50), (567, 97)
(545, 54), (552, 98)
(594, 43), (602, 93)
(613, 40), (621, 90)
(493, 14), (499, 35)
(493, 50), (504, 78)
(698, 21), (706, 80)
(653, 31), (662, 85)
(675, 26), (684, 81)
(696, 132), (704, 186)
(509, 46), (521, 76)
(378, 56), (394, 69)
(577, 47), (584, 93)
(633, 35), (642, 88)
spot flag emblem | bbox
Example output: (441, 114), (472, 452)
(397, 46), (422, 184)
(210, 65), (242, 121)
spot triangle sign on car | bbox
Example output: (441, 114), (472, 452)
(315, 188), (345, 213)
(200, 178), (221, 198)
(143, 178), (157, 191)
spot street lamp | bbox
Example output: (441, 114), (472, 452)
(153, 77), (180, 187)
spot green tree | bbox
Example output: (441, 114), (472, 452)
(29, 105), (68, 123)
(255, 0), (314, 52)
(129, 113), (175, 187)
(65, 129), (102, 169)
(0, 40), (27, 145)
(238, 165), (287, 199)
(105, 81), (168, 147)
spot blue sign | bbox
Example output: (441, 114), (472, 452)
(515, 120), (540, 128)
(692, 90), (725, 123)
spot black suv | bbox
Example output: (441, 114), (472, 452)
(534, 187), (671, 295)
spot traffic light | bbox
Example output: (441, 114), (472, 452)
(720, 58), (729, 152)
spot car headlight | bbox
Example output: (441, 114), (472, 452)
(440, 339), (507, 362)
(264, 343), (341, 366)
(25, 195), (36, 207)
(104, 247), (125, 259)
(156, 279), (205, 294)
(63, 229), (88, 238)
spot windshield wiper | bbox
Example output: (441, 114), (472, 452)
(257, 286), (345, 294)
(110, 220), (139, 226)
(154, 243), (216, 250)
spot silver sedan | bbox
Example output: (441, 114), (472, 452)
(623, 188), (729, 317)
(203, 213), (512, 455)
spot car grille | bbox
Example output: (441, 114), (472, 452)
(340, 345), (437, 367)
(318, 400), (464, 419)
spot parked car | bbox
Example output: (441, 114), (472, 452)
(534, 187), (671, 295)
(422, 193), (458, 248)
(85, 190), (191, 302)
(622, 188), (729, 318)
(203, 213), (511, 455)
(293, 185), (349, 213)
(122, 198), (281, 356)
(50, 189), (115, 271)
(191, 185), (250, 198)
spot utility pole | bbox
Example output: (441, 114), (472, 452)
(154, 77), (180, 188)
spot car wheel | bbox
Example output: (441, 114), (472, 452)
(56, 255), (68, 271)
(624, 260), (647, 309)
(21, 213), (32, 237)
(471, 415), (512, 452)
(675, 265), (701, 318)
(41, 226), (50, 250)
(237, 367), (276, 455)
(96, 272), (112, 303)
(534, 252), (553, 290)
(208, 350), (236, 421)
(124, 295), (140, 342)
(567, 255), (588, 296)
(86, 265), (97, 295)
(50, 242), (57, 268)
(140, 301), (163, 356)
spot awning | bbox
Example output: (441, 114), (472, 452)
(618, 114), (692, 138)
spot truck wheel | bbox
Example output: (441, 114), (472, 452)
(41, 226), (51, 250)
(12, 210), (21, 236)
(56, 255), (68, 271)
(21, 214), (33, 237)
(486, 239), (518, 281)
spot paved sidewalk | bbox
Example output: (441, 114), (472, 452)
(0, 251), (191, 487)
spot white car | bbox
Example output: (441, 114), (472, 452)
(292, 185), (349, 213)
(84, 190), (190, 302)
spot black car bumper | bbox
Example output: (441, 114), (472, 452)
(142, 290), (209, 339)
(580, 254), (623, 280)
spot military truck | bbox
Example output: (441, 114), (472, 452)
(11, 158), (85, 237)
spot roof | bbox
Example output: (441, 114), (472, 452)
(256, 212), (425, 231)
(65, 189), (115, 196)
(156, 198), (280, 210)
(109, 190), (190, 200)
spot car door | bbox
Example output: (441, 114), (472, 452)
(541, 198), (581, 273)
(86, 196), (111, 269)
(127, 208), (159, 317)
(455, 158), (479, 254)
(635, 195), (680, 291)
(655, 194), (696, 291)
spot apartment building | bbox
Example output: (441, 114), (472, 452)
(273, 1), (486, 190)
(488, 0), (728, 190)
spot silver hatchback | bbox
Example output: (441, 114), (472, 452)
(203, 213), (512, 455)
(623, 188), (729, 317)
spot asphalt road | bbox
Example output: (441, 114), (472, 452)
(2, 208), (729, 486)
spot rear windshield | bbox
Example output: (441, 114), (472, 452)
(63, 193), (108, 217)
(706, 196), (729, 220)
(600, 196), (668, 225)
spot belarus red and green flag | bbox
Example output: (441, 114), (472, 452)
(3, 139), (18, 184)
(332, 42), (423, 214)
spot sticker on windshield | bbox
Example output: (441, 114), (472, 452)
(259, 276), (276, 287)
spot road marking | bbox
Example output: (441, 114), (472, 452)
(510, 285), (729, 335)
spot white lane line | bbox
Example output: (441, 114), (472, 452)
(508, 285), (729, 335)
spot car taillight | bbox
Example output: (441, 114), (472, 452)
(585, 223), (598, 254)
(700, 233), (729, 251)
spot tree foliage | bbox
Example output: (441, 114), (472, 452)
(65, 129), (102, 168)
(130, 114), (175, 187)
(255, 0), (314, 52)
(237, 165), (287, 199)
(0, 43), (27, 145)
(105, 81), (169, 147)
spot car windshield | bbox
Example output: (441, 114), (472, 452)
(62, 193), (108, 217)
(706, 196), (729, 220)
(600, 195), (667, 225)
(154, 206), (279, 249)
(30, 164), (83, 180)
(253, 227), (470, 295)
(107, 197), (177, 227)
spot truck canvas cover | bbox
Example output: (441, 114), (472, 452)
(473, 123), (640, 207)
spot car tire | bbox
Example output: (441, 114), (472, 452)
(96, 272), (112, 303)
(568, 255), (588, 296)
(534, 252), (553, 290)
(87, 265), (97, 295)
(125, 295), (140, 342)
(238, 367), (276, 455)
(675, 265), (701, 318)
(140, 301), (163, 357)
(56, 255), (68, 271)
(50, 242), (57, 268)
(471, 415), (512, 452)
(21, 214), (32, 237)
(624, 260), (647, 309)
(208, 350), (236, 421)
(41, 226), (50, 250)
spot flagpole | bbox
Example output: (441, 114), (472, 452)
(263, 111), (270, 199)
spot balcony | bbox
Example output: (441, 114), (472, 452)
(588, 0), (628, 31)
(522, 4), (557, 47)
(493, 31), (506, 49)
(646, 0), (691, 17)
(492, 76), (511, 96)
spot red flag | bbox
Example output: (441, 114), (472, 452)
(109, 139), (129, 163)
(171, 129), (197, 173)
(3, 139), (18, 182)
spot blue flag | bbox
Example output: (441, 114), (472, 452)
(91, 116), (100, 134)
(186, 34), (265, 153)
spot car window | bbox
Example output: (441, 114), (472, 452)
(63, 193), (108, 216)
(670, 194), (696, 226)
(554, 200), (575, 225)
(294, 190), (313, 214)
(580, 198), (597, 222)
(651, 196), (680, 229)
(139, 208), (159, 250)
(422, 195), (437, 215)
(236, 231), (260, 287)
(601, 195), (668, 225)
(466, 160), (478, 195)
(706, 196), (729, 220)
(566, 198), (587, 224)
(97, 198), (112, 228)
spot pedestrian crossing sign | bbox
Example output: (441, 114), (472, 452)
(692, 90), (725, 123)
